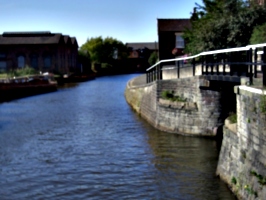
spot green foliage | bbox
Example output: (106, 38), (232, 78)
(9, 66), (38, 77)
(250, 23), (266, 44)
(231, 177), (237, 185)
(148, 51), (158, 66)
(183, 0), (266, 55)
(162, 90), (186, 102)
(244, 185), (258, 197)
(250, 170), (266, 185)
(80, 36), (104, 64)
(228, 112), (237, 123)
(80, 36), (128, 65)
(260, 92), (266, 113)
(101, 63), (112, 69)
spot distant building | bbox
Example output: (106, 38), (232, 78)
(157, 19), (191, 61)
(126, 42), (158, 71)
(126, 42), (158, 58)
(0, 31), (78, 74)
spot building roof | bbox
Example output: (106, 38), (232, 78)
(158, 19), (191, 32)
(126, 42), (158, 50)
(0, 31), (78, 46)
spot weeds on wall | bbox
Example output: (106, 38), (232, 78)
(244, 185), (258, 198)
(250, 170), (266, 186)
(161, 90), (186, 102)
(260, 89), (266, 114)
(231, 177), (237, 185)
(228, 112), (237, 123)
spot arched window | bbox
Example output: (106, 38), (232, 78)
(30, 54), (38, 69)
(0, 53), (7, 72)
(43, 54), (51, 69)
(17, 55), (25, 68)
(0, 61), (6, 72)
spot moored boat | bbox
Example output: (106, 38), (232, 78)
(0, 73), (57, 102)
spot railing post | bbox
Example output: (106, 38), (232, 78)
(192, 58), (195, 76)
(247, 48), (253, 84)
(254, 48), (258, 78)
(223, 53), (226, 75)
(229, 52), (233, 76)
(156, 64), (160, 81)
(177, 60), (180, 79)
(210, 54), (214, 75)
(146, 71), (149, 83)
(201, 55), (205, 75)
(216, 54), (219, 75)
(263, 47), (266, 87)
(205, 55), (209, 75)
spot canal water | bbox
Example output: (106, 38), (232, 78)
(0, 74), (236, 200)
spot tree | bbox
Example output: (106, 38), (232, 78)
(183, 0), (266, 55)
(80, 36), (128, 72)
(148, 51), (158, 66)
(250, 23), (266, 44)
(80, 36), (104, 65)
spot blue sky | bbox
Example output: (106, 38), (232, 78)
(0, 0), (201, 46)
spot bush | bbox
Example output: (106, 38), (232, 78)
(10, 66), (38, 77)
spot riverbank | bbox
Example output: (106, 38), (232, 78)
(0, 74), (57, 102)
(125, 74), (225, 136)
(125, 75), (266, 200)
(216, 85), (266, 200)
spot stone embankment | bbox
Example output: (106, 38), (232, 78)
(125, 75), (266, 199)
(125, 74), (224, 136)
(217, 85), (266, 200)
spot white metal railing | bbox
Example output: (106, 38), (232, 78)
(146, 43), (266, 85)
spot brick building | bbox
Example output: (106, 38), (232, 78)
(125, 42), (158, 71)
(157, 19), (191, 61)
(0, 31), (78, 74)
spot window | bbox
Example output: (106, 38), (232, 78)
(43, 54), (51, 69)
(176, 35), (185, 49)
(0, 53), (6, 58)
(31, 54), (38, 69)
(0, 61), (6, 72)
(17, 55), (25, 68)
(113, 48), (118, 59)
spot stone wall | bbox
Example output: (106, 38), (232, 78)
(216, 85), (266, 200)
(125, 75), (226, 136)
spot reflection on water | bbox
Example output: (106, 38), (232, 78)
(0, 74), (236, 199)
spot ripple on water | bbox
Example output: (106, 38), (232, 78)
(0, 75), (236, 200)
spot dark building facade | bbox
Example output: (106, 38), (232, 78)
(126, 42), (158, 59)
(126, 42), (158, 71)
(0, 31), (78, 74)
(157, 19), (191, 61)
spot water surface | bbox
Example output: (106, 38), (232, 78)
(0, 74), (236, 199)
